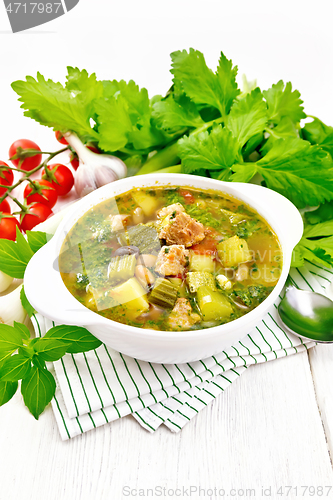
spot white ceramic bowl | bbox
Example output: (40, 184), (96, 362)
(24, 174), (303, 363)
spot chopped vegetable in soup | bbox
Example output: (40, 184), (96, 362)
(59, 186), (282, 331)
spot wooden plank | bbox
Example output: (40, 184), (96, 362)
(308, 345), (333, 461)
(0, 351), (332, 500)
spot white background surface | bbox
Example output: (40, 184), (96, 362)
(0, 1), (333, 499)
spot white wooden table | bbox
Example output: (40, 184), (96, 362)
(1, 1), (333, 498)
(0, 345), (332, 499)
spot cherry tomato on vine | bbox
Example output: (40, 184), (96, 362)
(24, 180), (58, 210)
(20, 203), (53, 232)
(42, 163), (74, 196)
(0, 199), (11, 214)
(9, 139), (42, 172)
(55, 131), (68, 145)
(0, 214), (20, 241)
(70, 145), (100, 170)
(0, 161), (14, 196)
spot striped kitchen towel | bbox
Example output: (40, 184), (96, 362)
(31, 261), (332, 440)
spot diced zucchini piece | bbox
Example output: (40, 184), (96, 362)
(108, 254), (136, 282)
(217, 236), (252, 267)
(196, 286), (233, 321)
(220, 208), (247, 224)
(108, 277), (149, 317)
(118, 224), (161, 254)
(132, 190), (160, 216)
(149, 278), (178, 308)
(168, 277), (182, 287)
(186, 272), (217, 293)
(189, 253), (215, 273)
(168, 277), (187, 298)
(216, 274), (233, 290)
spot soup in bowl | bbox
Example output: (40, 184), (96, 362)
(24, 174), (303, 363)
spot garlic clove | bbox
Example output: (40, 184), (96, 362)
(65, 133), (127, 198)
(94, 164), (118, 189)
(0, 270), (14, 293)
(74, 163), (97, 198)
(0, 284), (26, 326)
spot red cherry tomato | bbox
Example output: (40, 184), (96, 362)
(20, 203), (53, 232)
(24, 180), (58, 209)
(70, 146), (99, 171)
(191, 237), (217, 255)
(70, 153), (79, 170)
(9, 139), (42, 172)
(179, 190), (195, 204)
(0, 214), (20, 241)
(0, 199), (11, 213)
(42, 164), (74, 196)
(55, 131), (68, 145)
(0, 162), (14, 196)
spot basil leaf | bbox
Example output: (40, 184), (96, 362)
(31, 355), (46, 370)
(0, 350), (16, 367)
(0, 354), (31, 382)
(0, 324), (23, 351)
(0, 381), (18, 406)
(26, 230), (52, 253)
(33, 338), (69, 362)
(20, 286), (35, 318)
(43, 325), (102, 353)
(14, 321), (31, 340)
(21, 366), (56, 420)
(0, 229), (34, 278)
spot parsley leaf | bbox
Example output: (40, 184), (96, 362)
(263, 80), (306, 125)
(305, 201), (333, 224)
(292, 221), (333, 268)
(302, 117), (333, 158)
(226, 88), (267, 148)
(261, 116), (298, 155)
(178, 125), (239, 177)
(94, 95), (133, 151)
(102, 79), (150, 125)
(152, 94), (204, 133)
(254, 138), (333, 208)
(171, 49), (239, 117)
(11, 73), (99, 139)
(302, 117), (333, 144)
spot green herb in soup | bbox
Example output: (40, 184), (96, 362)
(59, 186), (282, 331)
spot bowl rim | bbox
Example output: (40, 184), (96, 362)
(28, 173), (303, 341)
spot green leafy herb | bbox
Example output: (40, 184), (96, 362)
(292, 220), (333, 267)
(305, 201), (333, 225)
(225, 88), (267, 148)
(26, 230), (52, 253)
(171, 49), (240, 117)
(10, 49), (333, 270)
(178, 125), (239, 178)
(0, 321), (102, 419)
(20, 286), (35, 317)
(263, 80), (306, 125)
(21, 366), (56, 420)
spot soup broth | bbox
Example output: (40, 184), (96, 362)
(59, 186), (282, 331)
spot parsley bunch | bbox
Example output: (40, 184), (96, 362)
(11, 49), (333, 267)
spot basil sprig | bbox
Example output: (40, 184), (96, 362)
(0, 322), (102, 419)
(0, 229), (102, 419)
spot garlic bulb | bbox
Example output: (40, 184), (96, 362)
(0, 270), (14, 293)
(64, 133), (127, 198)
(0, 284), (26, 326)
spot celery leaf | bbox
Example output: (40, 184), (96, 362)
(263, 80), (306, 125)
